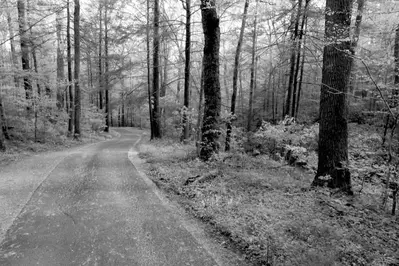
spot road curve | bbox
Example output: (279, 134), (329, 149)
(0, 128), (224, 266)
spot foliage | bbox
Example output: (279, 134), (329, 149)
(138, 139), (399, 266)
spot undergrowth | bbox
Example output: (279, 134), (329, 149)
(139, 131), (399, 265)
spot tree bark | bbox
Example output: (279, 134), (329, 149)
(146, 0), (154, 138)
(104, 0), (110, 132)
(247, 3), (258, 132)
(182, 0), (191, 142)
(98, 2), (103, 110)
(67, 0), (74, 134)
(17, 0), (33, 108)
(73, 0), (81, 138)
(0, 99), (5, 151)
(312, 0), (354, 194)
(394, 24), (399, 92)
(56, 10), (65, 109)
(152, 0), (162, 138)
(5, 0), (19, 89)
(0, 96), (9, 140)
(292, 0), (310, 117)
(225, 0), (249, 151)
(199, 0), (221, 161)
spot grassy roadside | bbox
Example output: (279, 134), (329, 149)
(0, 131), (115, 167)
(138, 139), (399, 266)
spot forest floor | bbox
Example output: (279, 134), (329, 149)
(137, 124), (399, 266)
(0, 131), (116, 167)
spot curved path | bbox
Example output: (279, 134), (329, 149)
(0, 128), (240, 266)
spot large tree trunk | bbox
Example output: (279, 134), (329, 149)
(56, 10), (65, 109)
(73, 0), (81, 138)
(17, 0), (33, 108)
(182, 0), (191, 142)
(104, 0), (110, 132)
(67, 0), (74, 134)
(152, 0), (162, 138)
(225, 0), (249, 151)
(199, 0), (221, 161)
(312, 0), (354, 194)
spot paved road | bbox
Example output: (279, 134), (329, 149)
(0, 128), (231, 266)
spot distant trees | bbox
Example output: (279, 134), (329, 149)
(312, 0), (355, 193)
(199, 0), (221, 161)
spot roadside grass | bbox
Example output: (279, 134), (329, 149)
(139, 139), (399, 266)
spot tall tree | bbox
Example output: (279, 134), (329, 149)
(0, 96), (9, 140)
(67, 0), (74, 134)
(182, 0), (191, 142)
(292, 0), (310, 117)
(312, 0), (355, 193)
(104, 0), (110, 132)
(199, 0), (221, 161)
(5, 0), (19, 89)
(225, 0), (250, 151)
(17, 0), (33, 107)
(98, 2), (103, 110)
(285, 0), (302, 117)
(247, 2), (258, 132)
(74, 0), (81, 138)
(56, 10), (65, 109)
(152, 0), (162, 138)
(0, 102), (5, 151)
(394, 24), (399, 91)
(146, 0), (154, 138)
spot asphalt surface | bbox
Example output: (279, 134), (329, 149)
(0, 128), (223, 266)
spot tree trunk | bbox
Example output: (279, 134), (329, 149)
(199, 0), (221, 161)
(67, 0), (74, 134)
(17, 0), (33, 108)
(152, 0), (162, 138)
(295, 15), (308, 118)
(394, 24), (399, 94)
(247, 4), (258, 132)
(0, 102), (5, 151)
(348, 0), (365, 95)
(6, 0), (19, 89)
(182, 0), (191, 142)
(56, 10), (65, 109)
(146, 0), (154, 138)
(104, 0), (110, 132)
(196, 59), (205, 156)
(312, 0), (354, 194)
(285, 0), (302, 117)
(98, 2), (103, 110)
(73, 0), (81, 138)
(225, 0), (249, 151)
(0, 96), (9, 140)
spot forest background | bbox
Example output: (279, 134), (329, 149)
(0, 0), (399, 265)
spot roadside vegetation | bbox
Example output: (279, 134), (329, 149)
(138, 120), (399, 265)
